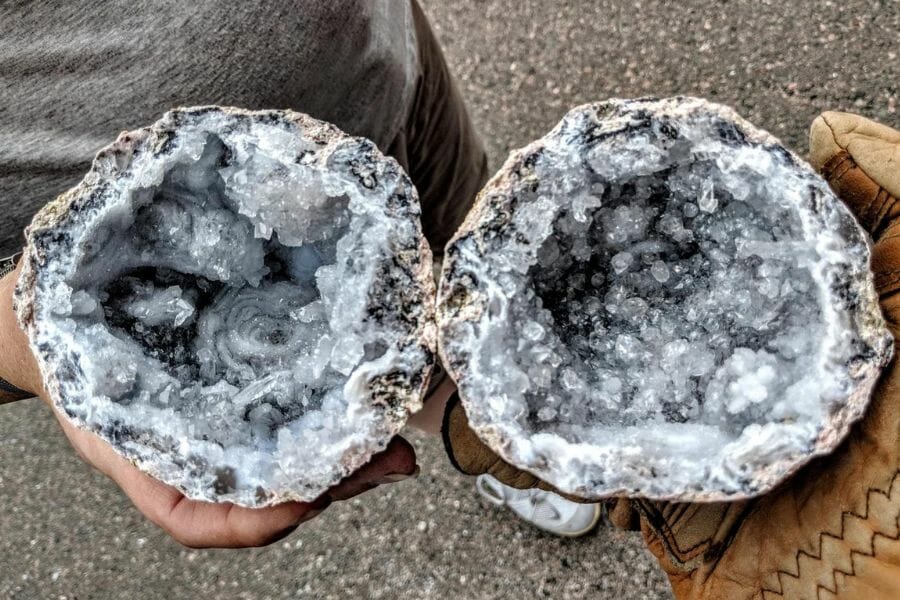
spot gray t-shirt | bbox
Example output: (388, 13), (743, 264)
(0, 0), (418, 255)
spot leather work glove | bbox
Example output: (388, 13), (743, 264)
(615, 111), (900, 600)
(442, 392), (585, 499)
(442, 111), (900, 599)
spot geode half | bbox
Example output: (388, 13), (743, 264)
(15, 106), (436, 507)
(437, 97), (893, 501)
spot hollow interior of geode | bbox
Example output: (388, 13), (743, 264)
(497, 137), (837, 451)
(46, 129), (410, 498)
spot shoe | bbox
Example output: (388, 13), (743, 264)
(475, 474), (602, 537)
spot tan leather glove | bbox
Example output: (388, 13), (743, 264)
(441, 392), (579, 495)
(623, 111), (900, 600)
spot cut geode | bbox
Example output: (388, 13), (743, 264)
(438, 97), (893, 501)
(15, 107), (436, 507)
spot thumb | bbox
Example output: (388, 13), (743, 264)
(326, 435), (419, 502)
(809, 111), (900, 220)
(809, 111), (900, 327)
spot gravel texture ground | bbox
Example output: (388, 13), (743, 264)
(2, 1), (898, 598)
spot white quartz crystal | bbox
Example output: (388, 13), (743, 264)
(15, 107), (436, 507)
(437, 97), (892, 501)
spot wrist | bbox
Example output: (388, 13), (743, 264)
(0, 255), (41, 399)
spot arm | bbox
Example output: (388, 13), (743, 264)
(0, 257), (42, 403)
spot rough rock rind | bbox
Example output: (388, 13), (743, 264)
(437, 97), (893, 501)
(15, 106), (436, 507)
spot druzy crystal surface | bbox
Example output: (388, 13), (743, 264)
(438, 97), (892, 500)
(15, 107), (435, 506)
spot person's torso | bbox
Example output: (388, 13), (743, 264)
(0, 0), (418, 254)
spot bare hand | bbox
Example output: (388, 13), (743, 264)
(0, 262), (418, 548)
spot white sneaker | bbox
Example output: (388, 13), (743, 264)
(475, 474), (602, 537)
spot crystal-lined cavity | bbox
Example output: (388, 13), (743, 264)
(15, 107), (436, 506)
(438, 97), (892, 500)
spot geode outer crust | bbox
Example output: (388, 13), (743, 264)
(437, 97), (892, 501)
(15, 106), (436, 507)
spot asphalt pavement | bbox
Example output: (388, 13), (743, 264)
(2, 1), (899, 598)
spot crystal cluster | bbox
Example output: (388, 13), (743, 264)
(438, 97), (892, 501)
(15, 107), (436, 507)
